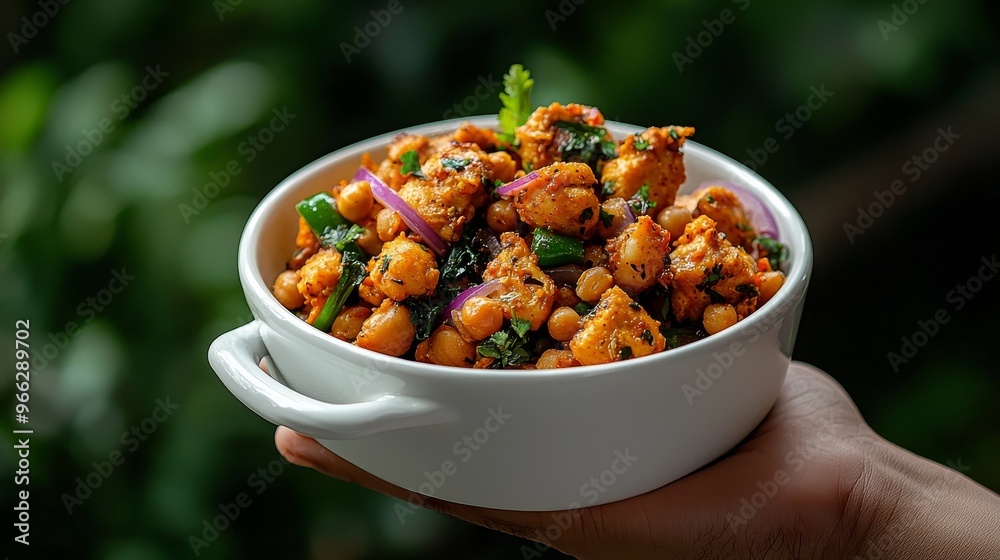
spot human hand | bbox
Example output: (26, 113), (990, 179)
(274, 362), (1000, 559)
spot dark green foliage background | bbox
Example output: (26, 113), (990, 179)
(0, 0), (997, 557)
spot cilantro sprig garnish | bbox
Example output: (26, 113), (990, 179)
(498, 64), (534, 145)
(477, 317), (532, 368)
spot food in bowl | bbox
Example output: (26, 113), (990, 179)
(270, 65), (790, 368)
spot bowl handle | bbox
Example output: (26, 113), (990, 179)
(208, 321), (455, 440)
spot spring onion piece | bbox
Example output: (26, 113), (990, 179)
(312, 258), (367, 333)
(496, 171), (540, 196)
(697, 181), (778, 238)
(530, 228), (584, 268)
(354, 167), (447, 255)
(296, 193), (350, 241)
(442, 279), (501, 320)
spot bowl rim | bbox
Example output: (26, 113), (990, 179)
(237, 115), (813, 380)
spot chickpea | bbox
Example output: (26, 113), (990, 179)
(758, 271), (785, 305)
(703, 303), (738, 335)
(427, 325), (477, 367)
(331, 306), (372, 341)
(376, 207), (406, 241)
(576, 267), (614, 304)
(547, 306), (581, 342)
(358, 278), (386, 306)
(460, 297), (504, 340)
(656, 205), (693, 241)
(337, 181), (374, 224)
(583, 244), (608, 268)
(535, 349), (579, 369)
(357, 222), (383, 256)
(356, 302), (415, 356)
(272, 270), (304, 310)
(414, 339), (432, 363)
(486, 199), (519, 232)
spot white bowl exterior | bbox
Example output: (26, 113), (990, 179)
(234, 117), (812, 510)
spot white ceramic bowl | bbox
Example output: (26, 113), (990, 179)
(208, 116), (812, 511)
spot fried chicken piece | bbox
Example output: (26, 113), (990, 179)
(482, 232), (557, 331)
(368, 233), (440, 301)
(668, 215), (759, 323)
(515, 102), (608, 171)
(512, 162), (601, 238)
(606, 215), (672, 297)
(569, 286), (666, 365)
(601, 125), (695, 213)
(687, 185), (758, 252)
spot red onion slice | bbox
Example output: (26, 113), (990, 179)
(442, 279), (501, 319)
(496, 171), (540, 196)
(354, 167), (447, 255)
(696, 181), (778, 238)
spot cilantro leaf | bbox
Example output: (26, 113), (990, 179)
(599, 207), (614, 227)
(628, 184), (657, 215)
(442, 156), (471, 171)
(633, 135), (650, 151)
(755, 236), (789, 269)
(553, 120), (617, 170)
(498, 64), (534, 145)
(321, 223), (366, 252)
(696, 263), (726, 303)
(602, 180), (616, 197)
(400, 150), (426, 178)
(477, 318), (533, 368)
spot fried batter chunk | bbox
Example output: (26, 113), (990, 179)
(601, 126), (695, 213)
(668, 215), (759, 323)
(569, 286), (666, 365)
(688, 185), (758, 251)
(398, 143), (495, 242)
(515, 102), (608, 171)
(606, 215), (672, 297)
(512, 162), (601, 238)
(368, 233), (439, 301)
(482, 232), (557, 331)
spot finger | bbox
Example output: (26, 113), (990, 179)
(274, 426), (562, 544)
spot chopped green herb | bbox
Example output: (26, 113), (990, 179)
(400, 150), (426, 178)
(442, 156), (471, 171)
(602, 180), (616, 197)
(668, 128), (680, 140)
(755, 236), (790, 269)
(737, 222), (752, 232)
(628, 184), (657, 215)
(380, 254), (392, 274)
(599, 207), (615, 228)
(640, 329), (654, 344)
(662, 326), (703, 349)
(618, 346), (633, 360)
(404, 236), (488, 340)
(735, 283), (759, 297)
(322, 223), (366, 252)
(477, 318), (533, 368)
(574, 302), (593, 315)
(696, 264), (726, 303)
(705, 194), (715, 203)
(579, 207), (594, 223)
(553, 120), (617, 170)
(633, 135), (650, 151)
(498, 64), (534, 145)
